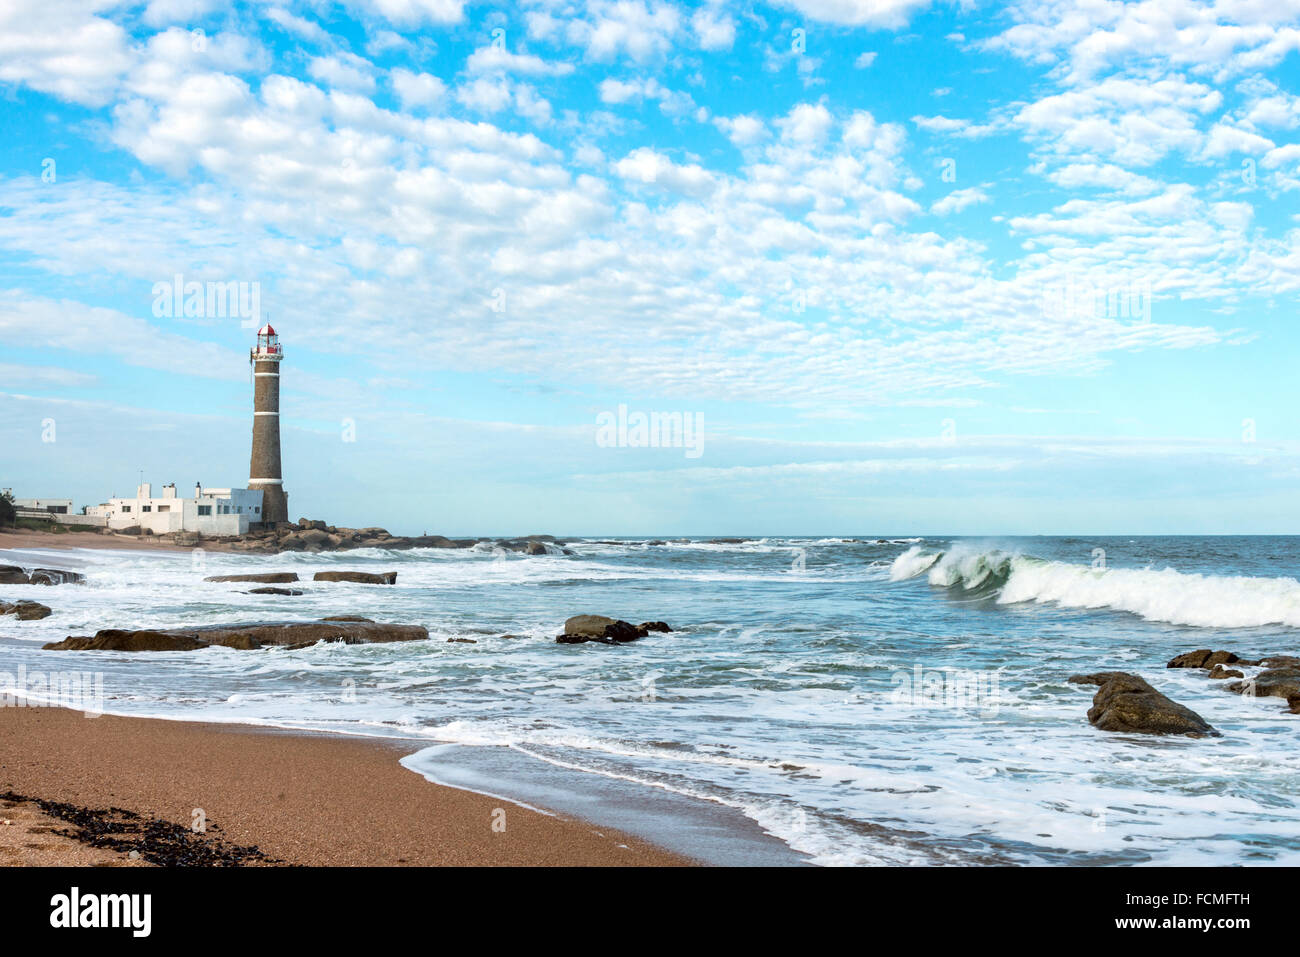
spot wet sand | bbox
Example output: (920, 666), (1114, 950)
(0, 706), (692, 866)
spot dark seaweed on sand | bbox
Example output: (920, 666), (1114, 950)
(0, 790), (287, 866)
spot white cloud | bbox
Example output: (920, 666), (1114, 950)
(776, 0), (935, 29)
(715, 114), (768, 147)
(572, 0), (682, 62)
(391, 68), (446, 109)
(931, 187), (989, 215)
(308, 54), (377, 93)
(777, 103), (833, 145)
(0, 0), (132, 106)
(343, 0), (465, 26)
(465, 45), (575, 76)
(614, 147), (715, 195)
(692, 7), (736, 50)
(854, 51), (878, 68)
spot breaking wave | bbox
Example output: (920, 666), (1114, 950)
(889, 545), (1300, 628)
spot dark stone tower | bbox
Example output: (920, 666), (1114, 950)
(249, 324), (288, 525)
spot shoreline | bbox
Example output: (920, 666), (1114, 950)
(0, 705), (694, 866)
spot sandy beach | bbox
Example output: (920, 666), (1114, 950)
(0, 528), (209, 553)
(0, 706), (691, 866)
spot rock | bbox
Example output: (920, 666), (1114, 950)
(312, 571), (398, 585)
(0, 600), (52, 620)
(1068, 672), (1219, 737)
(447, 637), (478, 643)
(297, 518), (328, 531)
(43, 619), (428, 652)
(1289, 694), (1300, 715)
(498, 634), (523, 640)
(709, 538), (746, 544)
(524, 541), (548, 555)
(1208, 664), (1244, 680)
(298, 528), (330, 546)
(45, 630), (207, 652)
(28, 568), (85, 586)
(1259, 655), (1300, 670)
(557, 615), (673, 644)
(1228, 668), (1300, 701)
(1167, 649), (1241, 669)
(246, 587), (303, 596)
(321, 615), (373, 622)
(0, 565), (84, 585)
(205, 572), (300, 583)
(0, 565), (28, 585)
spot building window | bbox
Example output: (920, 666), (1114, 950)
(142, 505), (152, 512)
(122, 505), (131, 513)
(255, 507), (260, 514)
(158, 505), (170, 512)
(197, 505), (211, 516)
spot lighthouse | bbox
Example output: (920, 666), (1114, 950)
(249, 324), (288, 525)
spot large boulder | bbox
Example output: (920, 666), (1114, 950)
(1068, 672), (1219, 737)
(313, 570), (397, 584)
(0, 600), (52, 620)
(557, 615), (673, 645)
(43, 619), (428, 652)
(204, 572), (300, 583)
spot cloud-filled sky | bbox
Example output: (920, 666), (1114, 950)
(1, 0), (1298, 535)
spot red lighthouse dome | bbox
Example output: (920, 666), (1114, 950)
(252, 324), (281, 358)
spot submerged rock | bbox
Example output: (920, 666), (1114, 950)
(0, 565), (84, 586)
(0, 600), (52, 620)
(1208, 664), (1244, 680)
(43, 619), (428, 652)
(557, 615), (673, 645)
(205, 572), (300, 583)
(245, 587), (303, 596)
(312, 570), (398, 584)
(1068, 672), (1219, 737)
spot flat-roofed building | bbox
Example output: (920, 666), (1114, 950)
(86, 482), (263, 535)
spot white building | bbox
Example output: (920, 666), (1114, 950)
(86, 482), (264, 536)
(11, 496), (73, 513)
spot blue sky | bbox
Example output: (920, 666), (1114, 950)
(1, 0), (1298, 536)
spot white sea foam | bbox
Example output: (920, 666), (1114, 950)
(890, 545), (1300, 628)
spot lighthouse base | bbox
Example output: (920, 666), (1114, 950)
(256, 486), (289, 525)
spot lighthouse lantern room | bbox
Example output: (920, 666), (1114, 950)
(251, 323), (282, 361)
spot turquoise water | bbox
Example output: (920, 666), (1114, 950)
(2, 535), (1299, 865)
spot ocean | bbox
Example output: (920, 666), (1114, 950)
(3, 535), (1298, 866)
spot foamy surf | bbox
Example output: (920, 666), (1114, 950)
(889, 544), (1300, 628)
